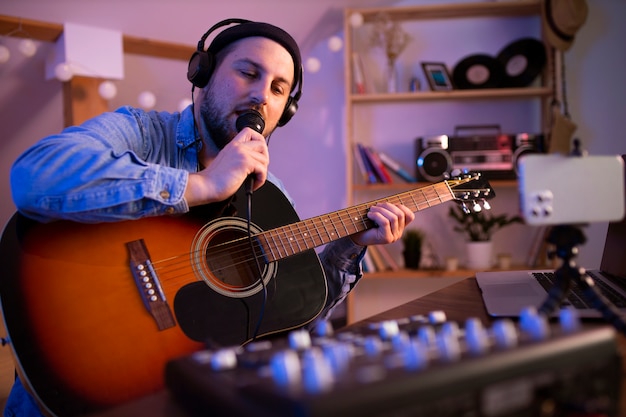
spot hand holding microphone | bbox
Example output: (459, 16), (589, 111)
(184, 110), (267, 207)
(236, 110), (266, 195)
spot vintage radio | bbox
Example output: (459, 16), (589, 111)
(415, 127), (544, 182)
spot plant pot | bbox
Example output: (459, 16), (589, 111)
(403, 249), (421, 270)
(465, 241), (493, 270)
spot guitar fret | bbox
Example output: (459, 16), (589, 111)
(268, 231), (286, 260)
(346, 210), (360, 235)
(288, 224), (303, 253)
(325, 215), (340, 240)
(283, 226), (297, 256)
(303, 219), (324, 247)
(337, 212), (350, 236)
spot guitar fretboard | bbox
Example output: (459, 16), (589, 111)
(258, 182), (453, 262)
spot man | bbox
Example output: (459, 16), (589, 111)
(6, 20), (414, 416)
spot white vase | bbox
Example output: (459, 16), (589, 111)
(466, 241), (493, 270)
(386, 59), (398, 93)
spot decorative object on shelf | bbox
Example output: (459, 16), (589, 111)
(466, 241), (494, 270)
(445, 256), (459, 272)
(452, 54), (504, 89)
(370, 13), (411, 93)
(402, 228), (425, 269)
(421, 62), (454, 91)
(451, 38), (546, 90)
(497, 252), (512, 269)
(496, 38), (546, 88)
(448, 204), (523, 269)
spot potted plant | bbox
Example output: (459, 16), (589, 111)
(448, 205), (523, 269)
(402, 228), (425, 269)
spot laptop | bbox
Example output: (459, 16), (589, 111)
(476, 155), (626, 319)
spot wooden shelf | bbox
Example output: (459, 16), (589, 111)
(0, 14), (193, 61)
(349, 87), (552, 103)
(346, 0), (540, 22)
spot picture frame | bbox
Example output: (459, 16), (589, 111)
(421, 62), (454, 91)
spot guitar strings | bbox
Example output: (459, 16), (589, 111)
(147, 185), (456, 286)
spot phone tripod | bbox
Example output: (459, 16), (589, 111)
(538, 224), (626, 334)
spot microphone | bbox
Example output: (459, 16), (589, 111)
(236, 109), (265, 134)
(236, 110), (265, 194)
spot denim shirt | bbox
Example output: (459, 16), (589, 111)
(6, 105), (365, 416)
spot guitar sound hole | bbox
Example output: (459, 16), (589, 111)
(191, 216), (275, 299)
(204, 229), (265, 290)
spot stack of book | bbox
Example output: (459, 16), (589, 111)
(354, 143), (417, 184)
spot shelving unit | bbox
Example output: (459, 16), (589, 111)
(342, 0), (550, 291)
(344, 0), (549, 209)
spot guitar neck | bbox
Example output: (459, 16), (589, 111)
(258, 182), (454, 262)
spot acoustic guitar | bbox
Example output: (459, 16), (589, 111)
(0, 173), (493, 416)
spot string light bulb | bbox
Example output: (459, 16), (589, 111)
(54, 62), (73, 81)
(18, 38), (37, 57)
(138, 91), (156, 109)
(305, 57), (321, 73)
(328, 36), (343, 52)
(178, 98), (192, 112)
(0, 44), (10, 64)
(98, 81), (117, 100)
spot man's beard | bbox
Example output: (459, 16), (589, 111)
(198, 94), (235, 150)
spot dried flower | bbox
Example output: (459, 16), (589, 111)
(370, 13), (411, 62)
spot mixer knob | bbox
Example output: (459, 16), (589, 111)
(210, 348), (238, 371)
(428, 310), (447, 324)
(520, 306), (550, 341)
(289, 329), (312, 350)
(322, 342), (352, 374)
(314, 320), (334, 337)
(436, 330), (461, 362)
(270, 350), (301, 388)
(491, 319), (519, 349)
(379, 320), (400, 340)
(464, 317), (489, 355)
(391, 331), (411, 351)
(417, 326), (436, 348)
(302, 348), (334, 394)
(441, 321), (461, 339)
(559, 306), (581, 333)
(403, 339), (429, 370)
(363, 335), (384, 356)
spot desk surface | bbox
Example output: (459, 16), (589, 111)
(90, 277), (625, 417)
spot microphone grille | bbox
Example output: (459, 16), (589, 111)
(236, 110), (265, 134)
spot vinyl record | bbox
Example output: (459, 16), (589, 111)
(497, 38), (546, 88)
(452, 54), (504, 89)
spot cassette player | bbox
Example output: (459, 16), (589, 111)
(415, 125), (544, 182)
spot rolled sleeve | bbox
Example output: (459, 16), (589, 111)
(317, 237), (366, 320)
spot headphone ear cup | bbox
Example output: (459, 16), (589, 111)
(187, 50), (214, 88)
(278, 96), (298, 127)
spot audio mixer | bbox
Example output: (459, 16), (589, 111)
(165, 308), (621, 416)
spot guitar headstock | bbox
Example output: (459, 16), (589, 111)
(445, 172), (495, 213)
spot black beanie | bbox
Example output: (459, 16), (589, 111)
(207, 21), (302, 92)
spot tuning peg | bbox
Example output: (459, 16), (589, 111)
(482, 199), (491, 210)
(461, 202), (471, 214)
(472, 201), (482, 212)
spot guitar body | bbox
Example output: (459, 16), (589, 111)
(0, 182), (327, 416)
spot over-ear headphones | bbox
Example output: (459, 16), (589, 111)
(187, 18), (303, 127)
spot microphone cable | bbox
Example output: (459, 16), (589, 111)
(236, 110), (268, 341)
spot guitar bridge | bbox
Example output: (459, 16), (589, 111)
(126, 239), (176, 330)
